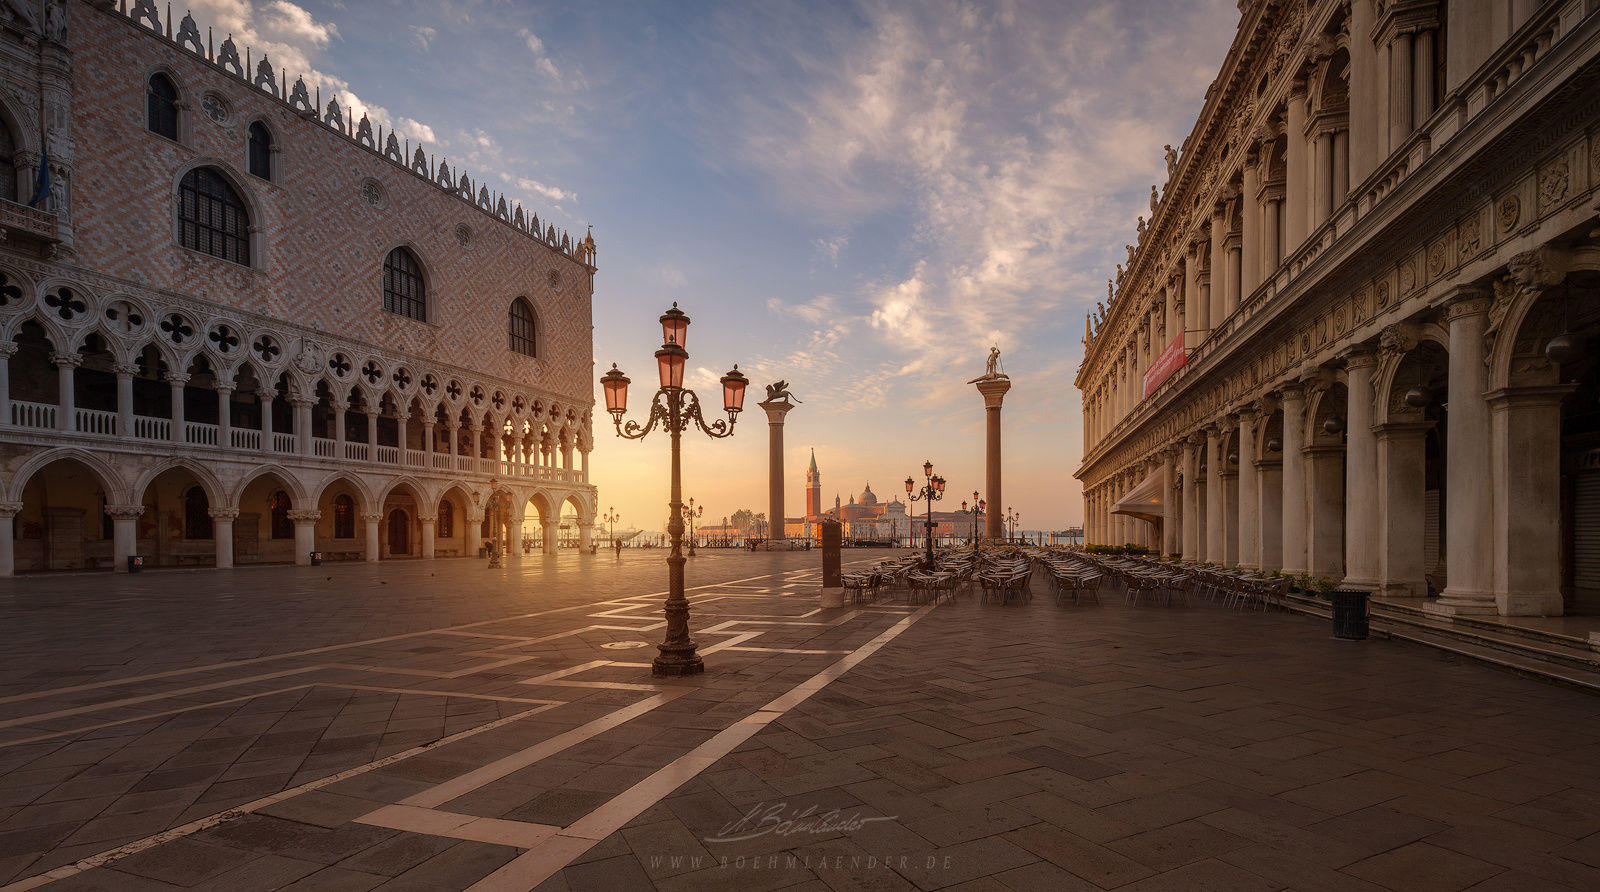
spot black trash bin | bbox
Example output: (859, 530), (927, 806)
(309, 551), (322, 566)
(127, 555), (144, 573)
(1330, 586), (1369, 640)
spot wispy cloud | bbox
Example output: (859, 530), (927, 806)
(697, 0), (1233, 403)
(184, 0), (577, 219)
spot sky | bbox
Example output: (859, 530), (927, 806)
(188, 0), (1242, 532)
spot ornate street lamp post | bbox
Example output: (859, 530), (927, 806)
(963, 491), (986, 548)
(683, 498), (703, 556)
(904, 460), (946, 569)
(600, 303), (748, 677)
(602, 506), (620, 551)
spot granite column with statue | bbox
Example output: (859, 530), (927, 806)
(969, 348), (1011, 541)
(758, 383), (800, 547)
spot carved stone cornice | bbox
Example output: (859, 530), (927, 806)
(286, 509), (322, 523)
(208, 507), (241, 521)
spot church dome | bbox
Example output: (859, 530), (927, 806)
(859, 482), (879, 506)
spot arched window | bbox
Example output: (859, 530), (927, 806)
(147, 73), (179, 140)
(509, 298), (537, 357)
(178, 168), (250, 265)
(247, 122), (273, 181)
(333, 494), (355, 539)
(0, 122), (16, 203)
(183, 486), (212, 539)
(269, 490), (292, 539)
(437, 499), (454, 538)
(383, 247), (426, 321)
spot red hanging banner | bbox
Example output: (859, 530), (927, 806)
(1144, 334), (1187, 397)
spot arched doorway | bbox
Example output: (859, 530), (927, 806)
(315, 476), (366, 561)
(236, 471), (299, 564)
(138, 465), (218, 567)
(14, 457), (117, 572)
(380, 481), (422, 558)
(387, 508), (410, 556)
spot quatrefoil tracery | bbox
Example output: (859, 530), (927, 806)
(160, 313), (194, 344)
(44, 287), (85, 321)
(255, 336), (281, 363)
(208, 325), (240, 354)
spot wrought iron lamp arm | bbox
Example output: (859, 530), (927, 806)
(612, 390), (671, 440)
(680, 388), (738, 439)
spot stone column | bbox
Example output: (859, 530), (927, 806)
(1241, 146), (1261, 297)
(1181, 437), (1200, 559)
(209, 507), (238, 568)
(1431, 293), (1495, 615)
(1160, 450), (1178, 557)
(1224, 238), (1242, 318)
(52, 352), (80, 432)
(542, 519), (558, 555)
(1262, 194), (1281, 275)
(1313, 131), (1333, 227)
(466, 509), (484, 556)
(330, 399), (345, 454)
(259, 391), (274, 453)
(507, 513), (524, 558)
(367, 408), (379, 454)
(975, 376), (1012, 540)
(422, 420), (436, 464)
(397, 415), (409, 458)
(1256, 427), (1283, 572)
(218, 386), (235, 449)
(445, 422), (459, 460)
(107, 505), (143, 572)
(1376, 421), (1432, 597)
(759, 399), (795, 544)
(419, 514), (437, 558)
(0, 501), (19, 575)
(1209, 207), (1227, 331)
(1285, 82), (1309, 250)
(1183, 247), (1202, 351)
(363, 512), (382, 561)
(1221, 455), (1239, 566)
(580, 522), (594, 551)
(1489, 385), (1571, 615)
(1280, 385), (1308, 574)
(0, 343), (14, 427)
(1390, 31), (1414, 146)
(1205, 425), (1224, 562)
(113, 362), (136, 437)
(291, 396), (314, 456)
(1343, 350), (1381, 587)
(288, 509), (320, 565)
(165, 372), (188, 443)
(1236, 408), (1259, 570)
(1332, 129), (1350, 203)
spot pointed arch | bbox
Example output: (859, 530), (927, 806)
(132, 456), (226, 507)
(7, 447), (131, 504)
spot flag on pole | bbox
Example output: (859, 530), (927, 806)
(26, 149), (50, 209)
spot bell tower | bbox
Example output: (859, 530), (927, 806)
(805, 449), (821, 518)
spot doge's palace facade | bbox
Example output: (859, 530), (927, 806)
(1077, 0), (1600, 617)
(0, 1), (599, 573)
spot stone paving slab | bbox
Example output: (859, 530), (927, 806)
(3, 554), (1600, 890)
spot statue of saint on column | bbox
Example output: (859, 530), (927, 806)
(967, 346), (1009, 384)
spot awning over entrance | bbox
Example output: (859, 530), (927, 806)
(1111, 471), (1163, 525)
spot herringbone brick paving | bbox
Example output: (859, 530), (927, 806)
(2, 553), (1599, 890)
